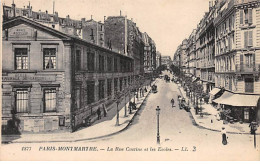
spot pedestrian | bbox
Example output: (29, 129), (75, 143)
(171, 98), (175, 107)
(102, 103), (107, 117)
(140, 88), (143, 97)
(97, 107), (101, 120)
(221, 127), (228, 145)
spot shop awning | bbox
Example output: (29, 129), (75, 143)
(209, 88), (221, 96)
(213, 91), (233, 104)
(221, 94), (260, 107)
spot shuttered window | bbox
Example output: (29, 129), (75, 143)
(240, 10), (243, 24)
(244, 9), (249, 24)
(248, 31), (253, 47)
(240, 54), (244, 71)
(244, 31), (248, 48)
(244, 31), (253, 48)
(248, 8), (253, 24)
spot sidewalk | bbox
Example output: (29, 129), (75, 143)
(2, 80), (158, 143)
(177, 84), (260, 135)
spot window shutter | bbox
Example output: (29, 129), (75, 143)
(248, 8), (253, 24)
(240, 10), (244, 24)
(228, 36), (231, 51)
(248, 31), (253, 47)
(244, 31), (248, 48)
(253, 53), (255, 70)
(240, 54), (244, 71)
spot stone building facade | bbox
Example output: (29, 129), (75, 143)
(104, 16), (145, 76)
(2, 16), (133, 133)
(173, 0), (260, 123)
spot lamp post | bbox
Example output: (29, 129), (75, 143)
(128, 85), (132, 114)
(156, 106), (161, 144)
(124, 89), (127, 117)
(249, 121), (259, 149)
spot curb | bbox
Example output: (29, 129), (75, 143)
(2, 84), (154, 144)
(177, 85), (259, 135)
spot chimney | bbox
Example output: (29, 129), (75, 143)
(81, 18), (86, 22)
(120, 10), (121, 16)
(11, 0), (16, 17)
(46, 10), (48, 14)
(91, 15), (93, 20)
(66, 15), (70, 19)
(104, 16), (106, 22)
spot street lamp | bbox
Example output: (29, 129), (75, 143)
(156, 106), (161, 144)
(249, 121), (259, 149)
(124, 89), (127, 117)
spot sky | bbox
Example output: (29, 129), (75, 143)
(3, 0), (210, 58)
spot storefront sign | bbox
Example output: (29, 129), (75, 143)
(2, 75), (56, 82)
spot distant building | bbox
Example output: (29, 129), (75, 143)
(142, 32), (156, 73)
(161, 56), (172, 69)
(104, 16), (144, 76)
(81, 18), (105, 47)
(156, 51), (162, 69)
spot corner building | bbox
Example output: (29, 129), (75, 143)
(2, 16), (133, 133)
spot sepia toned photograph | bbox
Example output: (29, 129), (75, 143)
(0, 0), (260, 161)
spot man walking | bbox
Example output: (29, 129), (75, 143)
(171, 98), (175, 107)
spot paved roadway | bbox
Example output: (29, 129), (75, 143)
(2, 71), (259, 160)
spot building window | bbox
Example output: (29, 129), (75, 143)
(15, 48), (28, 70)
(244, 110), (249, 120)
(99, 55), (105, 72)
(15, 89), (28, 113)
(245, 77), (254, 93)
(119, 78), (123, 91)
(98, 80), (105, 100)
(244, 31), (253, 48)
(43, 48), (56, 70)
(107, 79), (112, 97)
(75, 87), (81, 109)
(87, 81), (95, 104)
(245, 54), (254, 68)
(75, 50), (81, 71)
(44, 89), (57, 112)
(87, 52), (95, 71)
(114, 57), (118, 72)
(240, 8), (253, 25)
(107, 57), (113, 72)
(114, 78), (118, 93)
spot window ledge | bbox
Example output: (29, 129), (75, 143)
(8, 70), (37, 73)
(240, 24), (256, 29)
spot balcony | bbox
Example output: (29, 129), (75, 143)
(236, 64), (260, 73)
(235, 0), (257, 5)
